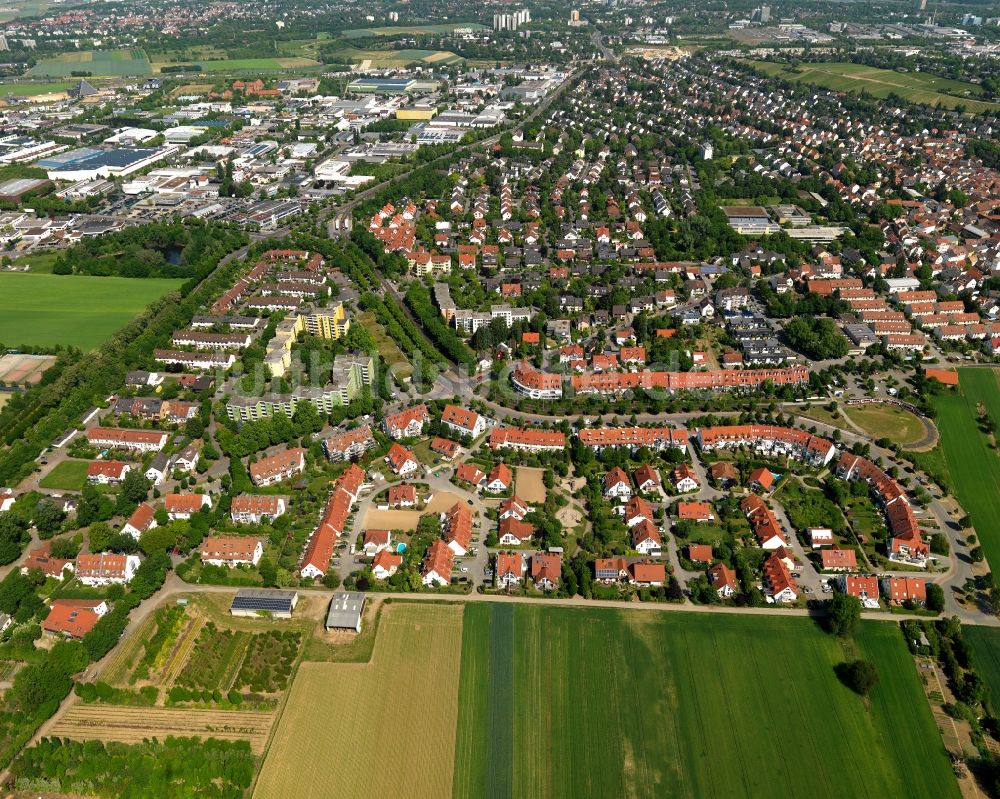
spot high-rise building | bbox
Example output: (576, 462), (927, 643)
(493, 8), (530, 31)
(0, 35), (8, 52)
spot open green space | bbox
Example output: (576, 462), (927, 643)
(844, 402), (926, 446)
(453, 604), (957, 799)
(157, 57), (321, 74)
(744, 60), (1000, 114)
(342, 23), (486, 38)
(27, 49), (151, 78)
(964, 626), (1000, 713)
(38, 459), (90, 491)
(933, 369), (1000, 571)
(357, 310), (412, 379)
(0, 81), (75, 97)
(0, 273), (184, 350)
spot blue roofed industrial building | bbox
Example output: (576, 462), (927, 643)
(36, 146), (176, 181)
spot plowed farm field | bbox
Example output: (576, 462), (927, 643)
(253, 603), (463, 799)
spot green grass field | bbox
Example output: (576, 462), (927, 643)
(38, 459), (90, 491)
(152, 57), (321, 74)
(933, 369), (1000, 571)
(27, 49), (151, 78)
(0, 81), (75, 97)
(844, 403), (926, 446)
(0, 273), (184, 350)
(454, 604), (958, 799)
(964, 626), (1000, 714)
(745, 60), (1000, 114)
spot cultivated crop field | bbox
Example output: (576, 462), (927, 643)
(253, 603), (464, 799)
(153, 57), (321, 74)
(330, 46), (463, 68)
(27, 49), (152, 77)
(745, 60), (1000, 114)
(49, 704), (275, 753)
(453, 605), (958, 799)
(933, 369), (1000, 570)
(0, 274), (184, 350)
(844, 402), (927, 447)
(964, 626), (1000, 713)
(38, 459), (90, 491)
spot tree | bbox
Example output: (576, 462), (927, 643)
(837, 659), (879, 696)
(926, 583), (945, 613)
(120, 469), (150, 504)
(33, 499), (66, 536)
(87, 522), (115, 553)
(826, 592), (861, 638)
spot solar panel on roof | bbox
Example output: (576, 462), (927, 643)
(231, 596), (293, 612)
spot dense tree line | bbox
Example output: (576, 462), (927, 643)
(10, 737), (254, 799)
(404, 282), (476, 367)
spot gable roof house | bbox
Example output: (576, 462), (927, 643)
(383, 404), (430, 439)
(75, 553), (141, 586)
(495, 552), (524, 589)
(530, 552), (561, 591)
(441, 404), (487, 439)
(708, 563), (739, 598)
(422, 539), (455, 587)
(602, 467), (632, 501)
(123, 502), (157, 539)
(485, 463), (513, 493)
(250, 447), (306, 487)
(200, 536), (264, 568)
(385, 443), (420, 477)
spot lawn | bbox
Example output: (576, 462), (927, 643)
(744, 60), (1000, 114)
(933, 369), (1000, 571)
(27, 49), (151, 77)
(38, 459), (90, 491)
(357, 310), (412, 379)
(0, 273), (184, 350)
(0, 81), (75, 96)
(253, 603), (464, 799)
(844, 402), (926, 446)
(454, 604), (958, 799)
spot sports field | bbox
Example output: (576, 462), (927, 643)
(342, 23), (486, 38)
(454, 604), (958, 799)
(0, 273), (184, 350)
(745, 60), (1000, 114)
(254, 603), (464, 799)
(933, 369), (1000, 571)
(844, 402), (926, 446)
(27, 49), (151, 78)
